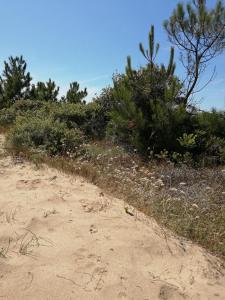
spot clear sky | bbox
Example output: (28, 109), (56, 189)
(0, 0), (224, 109)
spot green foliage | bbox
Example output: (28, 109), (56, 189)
(195, 109), (225, 139)
(108, 82), (145, 149)
(0, 56), (32, 108)
(52, 103), (86, 128)
(81, 102), (106, 138)
(0, 107), (17, 128)
(66, 82), (87, 104)
(188, 110), (225, 163)
(171, 151), (183, 163)
(155, 149), (169, 160)
(108, 25), (190, 153)
(94, 85), (117, 110)
(93, 84), (120, 136)
(139, 25), (160, 67)
(0, 16), (223, 165)
(7, 116), (84, 156)
(106, 24), (225, 165)
(177, 133), (197, 149)
(30, 79), (59, 102)
(196, 134), (225, 164)
(0, 98), (107, 140)
(52, 102), (106, 138)
(164, 0), (225, 102)
(0, 99), (50, 127)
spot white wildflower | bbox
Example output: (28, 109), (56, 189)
(155, 179), (164, 187)
(192, 203), (199, 209)
(179, 190), (186, 195)
(205, 186), (212, 191)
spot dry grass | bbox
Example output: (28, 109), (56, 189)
(6, 140), (225, 260)
(0, 238), (11, 258)
(18, 229), (41, 256)
(5, 209), (17, 224)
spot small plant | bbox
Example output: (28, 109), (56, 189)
(155, 149), (169, 161)
(171, 152), (183, 164)
(18, 229), (41, 256)
(177, 133), (197, 149)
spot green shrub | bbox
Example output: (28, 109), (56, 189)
(7, 116), (85, 156)
(108, 27), (194, 154)
(52, 103), (86, 128)
(52, 102), (106, 138)
(0, 107), (16, 127)
(195, 109), (225, 139)
(203, 136), (225, 165)
(81, 102), (107, 138)
(11, 99), (47, 112)
(0, 99), (50, 127)
(93, 86), (117, 135)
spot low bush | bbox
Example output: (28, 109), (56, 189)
(52, 102), (106, 138)
(0, 99), (50, 127)
(6, 116), (84, 156)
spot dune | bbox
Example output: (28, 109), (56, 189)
(0, 134), (225, 300)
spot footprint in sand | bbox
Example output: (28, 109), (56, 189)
(159, 284), (186, 300)
(80, 198), (111, 213)
(118, 291), (128, 298)
(58, 247), (108, 292)
(23, 271), (34, 291)
(89, 224), (98, 234)
(16, 179), (41, 190)
(43, 209), (57, 218)
(73, 248), (102, 265)
(47, 195), (66, 204)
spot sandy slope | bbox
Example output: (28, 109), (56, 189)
(0, 135), (225, 300)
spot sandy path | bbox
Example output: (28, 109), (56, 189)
(0, 135), (225, 299)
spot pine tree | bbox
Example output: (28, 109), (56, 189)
(164, 0), (225, 103)
(0, 56), (32, 108)
(66, 82), (87, 104)
(30, 79), (59, 102)
(109, 25), (190, 153)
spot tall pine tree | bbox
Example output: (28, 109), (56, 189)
(30, 79), (59, 102)
(66, 82), (87, 104)
(109, 25), (190, 153)
(164, 0), (225, 103)
(0, 56), (32, 108)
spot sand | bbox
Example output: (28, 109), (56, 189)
(0, 134), (225, 300)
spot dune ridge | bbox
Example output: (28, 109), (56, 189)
(0, 135), (225, 299)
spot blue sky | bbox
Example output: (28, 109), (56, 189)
(0, 0), (224, 109)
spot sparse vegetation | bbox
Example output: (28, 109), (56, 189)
(8, 141), (225, 259)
